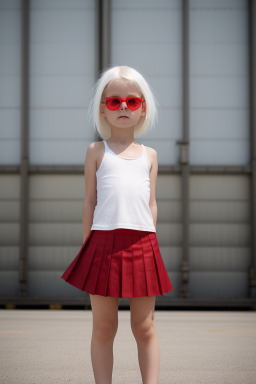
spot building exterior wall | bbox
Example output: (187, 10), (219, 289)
(0, 0), (255, 305)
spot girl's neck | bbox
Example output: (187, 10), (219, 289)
(107, 137), (137, 145)
(107, 126), (136, 145)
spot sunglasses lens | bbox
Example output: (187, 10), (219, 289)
(105, 97), (143, 110)
(127, 98), (141, 110)
(106, 98), (120, 110)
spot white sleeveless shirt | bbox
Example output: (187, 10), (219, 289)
(91, 140), (156, 232)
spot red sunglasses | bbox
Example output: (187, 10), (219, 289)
(101, 96), (145, 111)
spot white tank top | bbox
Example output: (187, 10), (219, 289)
(91, 139), (156, 232)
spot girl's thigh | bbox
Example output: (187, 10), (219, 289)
(89, 294), (119, 325)
(129, 296), (156, 328)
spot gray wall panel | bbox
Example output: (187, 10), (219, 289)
(29, 201), (83, 222)
(28, 271), (86, 296)
(190, 247), (250, 271)
(190, 175), (250, 199)
(28, 246), (83, 270)
(0, 0), (21, 165)
(29, 175), (84, 199)
(0, 175), (20, 295)
(190, 0), (249, 165)
(191, 0), (246, 8)
(158, 200), (181, 223)
(29, 174), (85, 294)
(29, 223), (84, 245)
(157, 175), (182, 297)
(29, 0), (96, 165)
(0, 201), (20, 222)
(189, 271), (248, 298)
(0, 247), (19, 269)
(0, 223), (19, 245)
(190, 174), (250, 298)
(190, 223), (250, 246)
(0, 272), (20, 296)
(190, 201), (250, 222)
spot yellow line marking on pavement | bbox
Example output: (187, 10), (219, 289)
(0, 330), (35, 334)
(208, 329), (256, 333)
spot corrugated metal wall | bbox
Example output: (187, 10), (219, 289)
(0, 0), (254, 304)
(29, 0), (95, 164)
(0, 0), (21, 295)
(0, 0), (21, 164)
(190, 175), (250, 298)
(0, 175), (20, 295)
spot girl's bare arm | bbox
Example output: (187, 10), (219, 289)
(148, 148), (158, 230)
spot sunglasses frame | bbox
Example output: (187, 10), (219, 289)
(101, 96), (146, 111)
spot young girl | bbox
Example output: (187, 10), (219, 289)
(61, 65), (173, 384)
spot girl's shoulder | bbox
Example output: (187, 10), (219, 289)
(85, 141), (105, 173)
(88, 140), (104, 148)
(143, 144), (157, 159)
(87, 140), (105, 155)
(85, 141), (104, 164)
(143, 144), (157, 154)
(142, 145), (158, 171)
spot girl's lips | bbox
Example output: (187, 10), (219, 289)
(119, 116), (128, 118)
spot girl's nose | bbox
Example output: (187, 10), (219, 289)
(120, 101), (128, 109)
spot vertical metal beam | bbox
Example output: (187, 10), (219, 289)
(101, 0), (111, 70)
(249, 0), (256, 298)
(19, 0), (30, 296)
(95, 0), (112, 73)
(93, 0), (111, 143)
(94, 0), (111, 142)
(177, 0), (190, 298)
(95, 0), (101, 79)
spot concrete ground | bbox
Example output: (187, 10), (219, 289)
(0, 309), (256, 384)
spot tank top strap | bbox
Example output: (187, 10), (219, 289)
(103, 139), (109, 152)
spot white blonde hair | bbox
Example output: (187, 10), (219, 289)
(87, 65), (158, 140)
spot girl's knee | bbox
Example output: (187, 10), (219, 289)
(131, 318), (155, 342)
(93, 319), (118, 341)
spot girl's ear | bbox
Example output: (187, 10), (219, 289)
(100, 102), (105, 116)
(141, 101), (146, 116)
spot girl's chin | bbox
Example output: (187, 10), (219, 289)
(110, 124), (136, 130)
(111, 120), (139, 128)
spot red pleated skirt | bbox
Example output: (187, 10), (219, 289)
(61, 228), (174, 298)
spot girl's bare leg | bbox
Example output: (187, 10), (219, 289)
(89, 294), (119, 384)
(129, 296), (160, 384)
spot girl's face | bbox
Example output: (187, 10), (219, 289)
(100, 78), (146, 131)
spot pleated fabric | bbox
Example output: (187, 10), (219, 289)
(61, 228), (173, 298)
